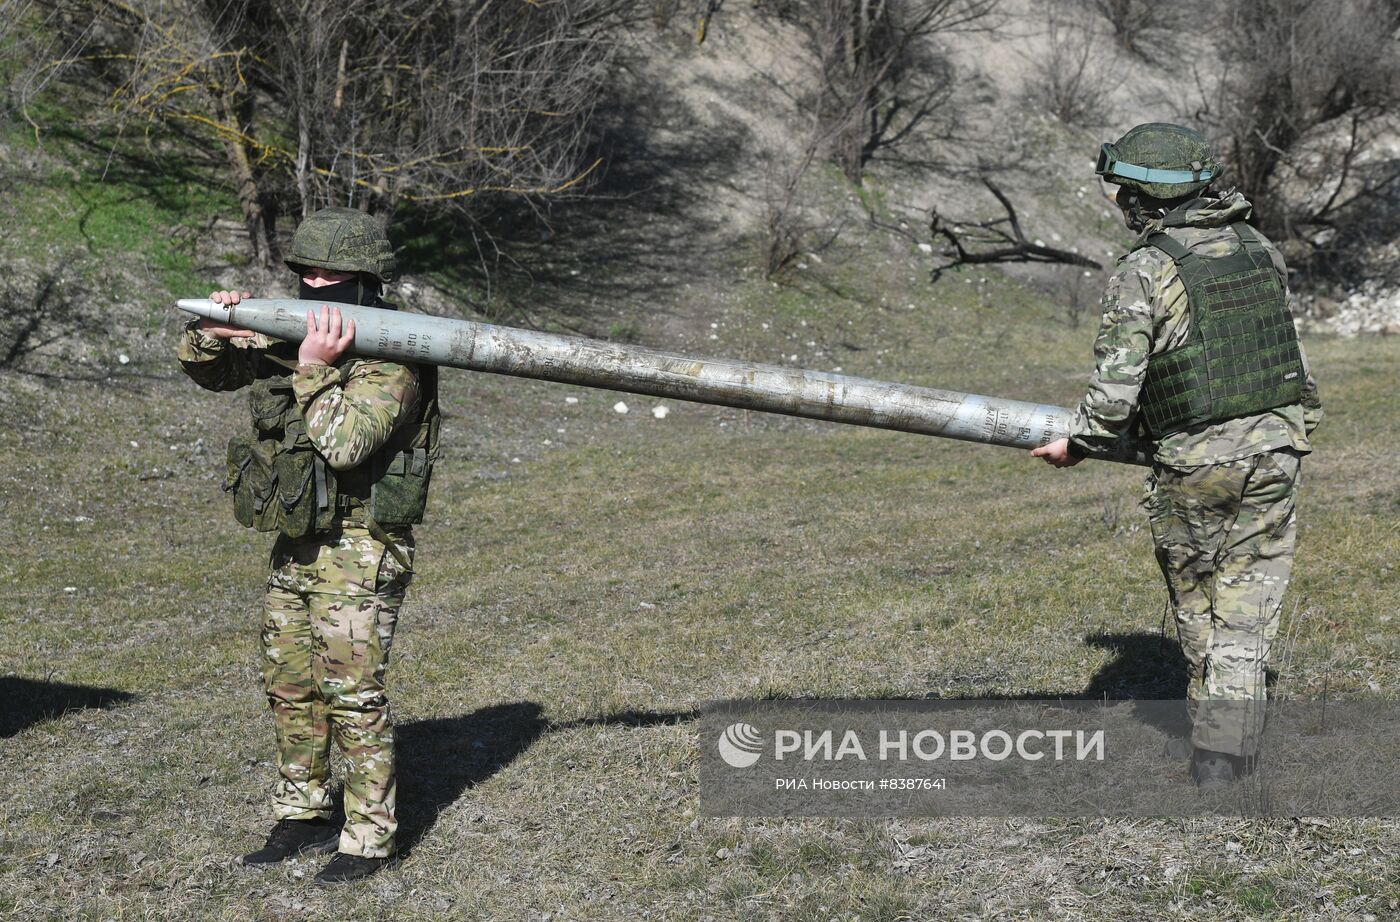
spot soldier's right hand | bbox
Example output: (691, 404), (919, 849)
(199, 290), (255, 338)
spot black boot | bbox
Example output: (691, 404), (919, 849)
(315, 852), (397, 885)
(1191, 748), (1236, 791)
(240, 818), (339, 865)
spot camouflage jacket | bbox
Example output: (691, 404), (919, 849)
(177, 322), (422, 473)
(1069, 193), (1323, 467)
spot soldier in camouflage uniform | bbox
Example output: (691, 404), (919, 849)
(178, 208), (439, 881)
(1032, 124), (1323, 788)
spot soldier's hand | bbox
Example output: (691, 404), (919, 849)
(1031, 438), (1082, 468)
(198, 290), (255, 338)
(299, 304), (356, 366)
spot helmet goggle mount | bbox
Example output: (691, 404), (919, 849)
(1096, 142), (1214, 186)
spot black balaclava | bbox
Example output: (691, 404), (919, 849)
(298, 274), (379, 306)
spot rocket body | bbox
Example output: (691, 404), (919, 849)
(176, 298), (1149, 465)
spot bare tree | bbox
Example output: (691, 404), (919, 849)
(28, 0), (622, 263)
(771, 0), (997, 184)
(1026, 12), (1117, 126)
(1195, 0), (1400, 265)
(31, 0), (289, 265)
(1082, 0), (1186, 59)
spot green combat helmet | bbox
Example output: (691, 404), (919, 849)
(1096, 123), (1219, 200)
(284, 206), (396, 284)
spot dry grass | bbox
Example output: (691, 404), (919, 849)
(2, 247), (1397, 921)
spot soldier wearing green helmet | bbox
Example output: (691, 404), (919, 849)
(177, 206), (439, 882)
(1032, 123), (1323, 789)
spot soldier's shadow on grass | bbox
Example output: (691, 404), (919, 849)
(917, 632), (1198, 737)
(1079, 631), (1190, 699)
(394, 702), (696, 853)
(1076, 630), (1276, 696)
(0, 676), (135, 737)
(946, 631), (1272, 739)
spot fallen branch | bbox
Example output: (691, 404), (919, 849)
(929, 178), (1103, 281)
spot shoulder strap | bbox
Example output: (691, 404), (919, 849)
(1141, 230), (1224, 304)
(1142, 231), (1192, 262)
(1231, 221), (1269, 255)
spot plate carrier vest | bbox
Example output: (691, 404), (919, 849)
(1135, 216), (1305, 438)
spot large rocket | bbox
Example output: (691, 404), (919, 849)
(176, 298), (1149, 465)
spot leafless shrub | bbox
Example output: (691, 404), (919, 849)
(266, 0), (620, 219)
(1082, 0), (1188, 60)
(648, 0), (725, 42)
(1, 0), (65, 127)
(650, 0), (684, 29)
(760, 119), (827, 276)
(28, 0), (622, 265)
(1027, 13), (1117, 127)
(769, 0), (997, 184)
(1193, 0), (1400, 275)
(1038, 263), (1102, 329)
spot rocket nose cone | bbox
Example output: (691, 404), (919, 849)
(176, 298), (223, 318)
(177, 303), (218, 320)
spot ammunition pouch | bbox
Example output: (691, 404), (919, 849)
(224, 436), (337, 539)
(371, 447), (433, 527)
(224, 435), (269, 530)
(225, 359), (438, 539)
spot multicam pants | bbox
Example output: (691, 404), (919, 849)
(261, 523), (414, 858)
(1144, 448), (1302, 757)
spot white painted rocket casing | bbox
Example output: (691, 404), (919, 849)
(176, 298), (1149, 465)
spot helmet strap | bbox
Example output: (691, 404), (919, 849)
(1115, 187), (1152, 232)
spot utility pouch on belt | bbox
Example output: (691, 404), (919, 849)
(224, 435), (265, 529)
(368, 447), (433, 527)
(224, 436), (333, 538)
(273, 447), (337, 539)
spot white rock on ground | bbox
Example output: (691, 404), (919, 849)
(1298, 285), (1400, 337)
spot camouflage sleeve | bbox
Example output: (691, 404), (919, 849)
(1297, 341), (1323, 436)
(1068, 255), (1157, 453)
(1268, 246), (1324, 435)
(293, 359), (421, 471)
(176, 320), (262, 392)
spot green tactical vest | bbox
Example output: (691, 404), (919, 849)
(1134, 219), (1305, 438)
(222, 340), (440, 540)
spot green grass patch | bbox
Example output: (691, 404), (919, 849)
(2, 218), (1396, 919)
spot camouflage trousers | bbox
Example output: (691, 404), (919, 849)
(262, 524), (414, 858)
(1144, 449), (1301, 757)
